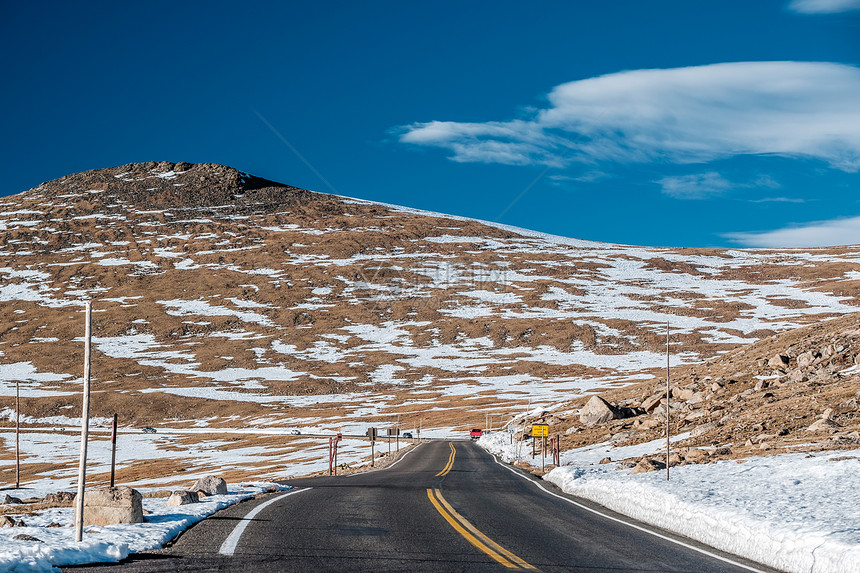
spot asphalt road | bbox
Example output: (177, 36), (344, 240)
(65, 440), (779, 573)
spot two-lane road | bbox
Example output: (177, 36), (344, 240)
(66, 440), (778, 572)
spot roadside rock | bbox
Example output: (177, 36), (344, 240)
(166, 490), (200, 507)
(191, 476), (228, 496)
(0, 516), (25, 527)
(44, 492), (75, 507)
(1, 495), (23, 505)
(13, 534), (42, 542)
(79, 487), (144, 526)
(630, 457), (666, 474)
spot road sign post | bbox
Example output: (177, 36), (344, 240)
(367, 428), (377, 467)
(531, 424), (549, 466)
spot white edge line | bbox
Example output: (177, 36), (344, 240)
(218, 488), (311, 556)
(490, 455), (770, 573)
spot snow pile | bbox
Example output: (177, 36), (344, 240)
(0, 482), (287, 572)
(479, 432), (860, 573)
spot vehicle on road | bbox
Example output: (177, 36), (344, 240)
(402, 432), (413, 438)
(142, 427), (157, 434)
(470, 428), (482, 439)
(290, 429), (301, 435)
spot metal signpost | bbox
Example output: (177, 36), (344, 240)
(328, 432), (343, 476)
(367, 427), (377, 467)
(532, 424), (549, 471)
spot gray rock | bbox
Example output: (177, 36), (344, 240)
(44, 492), (75, 507)
(674, 388), (695, 402)
(79, 487), (144, 526)
(630, 457), (665, 474)
(579, 395), (619, 427)
(191, 476), (227, 496)
(806, 418), (841, 432)
(1, 494), (23, 505)
(0, 516), (24, 527)
(787, 368), (806, 384)
(768, 354), (790, 369)
(641, 393), (663, 412)
(690, 422), (719, 438)
(797, 351), (819, 369)
(13, 534), (42, 542)
(166, 490), (200, 507)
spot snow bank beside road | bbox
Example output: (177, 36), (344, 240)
(479, 432), (860, 573)
(0, 482), (287, 573)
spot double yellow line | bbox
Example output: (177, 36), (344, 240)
(435, 442), (456, 477)
(427, 443), (537, 570)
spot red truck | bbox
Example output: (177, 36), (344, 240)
(470, 428), (483, 440)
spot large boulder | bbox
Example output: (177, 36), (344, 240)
(79, 487), (143, 526)
(768, 354), (790, 369)
(191, 476), (227, 496)
(579, 395), (618, 427)
(167, 490), (200, 507)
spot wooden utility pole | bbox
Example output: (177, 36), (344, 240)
(666, 320), (670, 481)
(109, 413), (118, 487)
(15, 379), (20, 489)
(74, 300), (93, 542)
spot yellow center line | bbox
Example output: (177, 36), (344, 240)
(435, 442), (456, 477)
(427, 488), (538, 571)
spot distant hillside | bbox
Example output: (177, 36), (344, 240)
(1, 161), (859, 459)
(516, 312), (860, 467)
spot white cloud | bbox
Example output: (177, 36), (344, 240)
(399, 62), (860, 172)
(656, 172), (733, 199)
(725, 215), (860, 247)
(788, 0), (860, 13)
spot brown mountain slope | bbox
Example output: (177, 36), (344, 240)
(0, 161), (859, 445)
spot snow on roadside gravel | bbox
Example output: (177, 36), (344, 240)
(479, 432), (860, 573)
(0, 482), (287, 573)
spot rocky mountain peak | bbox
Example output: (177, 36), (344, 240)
(25, 161), (322, 210)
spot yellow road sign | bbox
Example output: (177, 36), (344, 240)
(531, 424), (549, 437)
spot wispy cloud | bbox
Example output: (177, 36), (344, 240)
(656, 172), (732, 199)
(748, 197), (806, 203)
(788, 0), (860, 13)
(725, 216), (860, 247)
(398, 62), (860, 172)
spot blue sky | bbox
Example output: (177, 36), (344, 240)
(2, 0), (859, 247)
